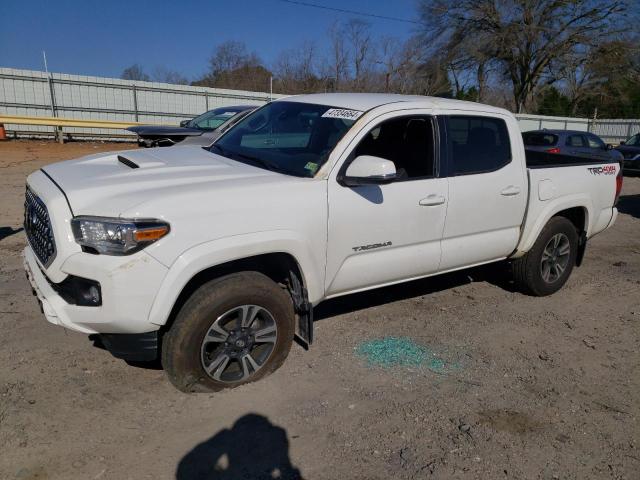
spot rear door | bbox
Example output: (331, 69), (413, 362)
(438, 114), (527, 271)
(585, 133), (611, 162)
(565, 133), (590, 159)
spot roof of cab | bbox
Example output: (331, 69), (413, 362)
(274, 92), (511, 116)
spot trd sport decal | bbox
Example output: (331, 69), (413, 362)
(588, 165), (617, 175)
(352, 241), (392, 252)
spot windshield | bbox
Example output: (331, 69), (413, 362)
(210, 101), (360, 177)
(626, 134), (639, 146)
(188, 108), (243, 130)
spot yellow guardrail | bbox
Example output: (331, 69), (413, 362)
(0, 114), (159, 129)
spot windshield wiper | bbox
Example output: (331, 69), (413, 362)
(210, 145), (293, 175)
(231, 152), (288, 174)
(210, 144), (228, 156)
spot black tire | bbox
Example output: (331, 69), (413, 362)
(512, 216), (579, 297)
(162, 272), (295, 393)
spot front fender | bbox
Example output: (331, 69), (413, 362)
(146, 230), (324, 327)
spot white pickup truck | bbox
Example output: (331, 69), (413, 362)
(23, 93), (622, 392)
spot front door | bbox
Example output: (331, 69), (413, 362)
(325, 112), (448, 297)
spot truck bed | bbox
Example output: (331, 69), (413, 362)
(514, 152), (619, 257)
(525, 149), (620, 168)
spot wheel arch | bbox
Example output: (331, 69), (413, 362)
(515, 197), (592, 257)
(146, 232), (323, 330)
(159, 252), (306, 335)
(553, 206), (588, 234)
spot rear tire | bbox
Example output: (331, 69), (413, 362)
(162, 272), (295, 393)
(512, 216), (579, 296)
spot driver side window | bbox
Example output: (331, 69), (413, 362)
(586, 134), (606, 149)
(351, 115), (436, 181)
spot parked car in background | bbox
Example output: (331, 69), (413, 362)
(179, 107), (256, 147)
(128, 105), (255, 147)
(522, 129), (622, 164)
(615, 133), (640, 174)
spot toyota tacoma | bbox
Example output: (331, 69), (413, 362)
(23, 93), (622, 392)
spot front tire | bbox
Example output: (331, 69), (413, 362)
(512, 216), (579, 296)
(162, 272), (295, 393)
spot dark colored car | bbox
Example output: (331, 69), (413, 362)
(615, 133), (640, 174)
(128, 105), (255, 147)
(522, 129), (622, 163)
(178, 107), (256, 148)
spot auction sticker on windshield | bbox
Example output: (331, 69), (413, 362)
(322, 108), (363, 120)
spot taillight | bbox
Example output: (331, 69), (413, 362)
(614, 166), (623, 206)
(546, 147), (561, 154)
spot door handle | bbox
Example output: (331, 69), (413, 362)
(500, 185), (521, 196)
(419, 194), (446, 206)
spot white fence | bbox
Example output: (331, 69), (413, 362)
(515, 113), (639, 144)
(0, 68), (281, 139)
(1, 67), (638, 143)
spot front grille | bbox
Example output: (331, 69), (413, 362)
(24, 187), (56, 267)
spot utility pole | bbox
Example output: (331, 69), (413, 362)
(43, 51), (63, 143)
(590, 107), (598, 133)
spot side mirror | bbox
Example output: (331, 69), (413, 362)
(341, 155), (397, 186)
(179, 119), (191, 127)
(606, 143), (613, 150)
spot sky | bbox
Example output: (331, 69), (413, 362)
(0, 0), (419, 80)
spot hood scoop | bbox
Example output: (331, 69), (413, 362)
(118, 155), (140, 169)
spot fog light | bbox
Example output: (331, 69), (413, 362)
(51, 275), (102, 307)
(81, 285), (101, 306)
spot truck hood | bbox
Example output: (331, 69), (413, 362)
(126, 125), (204, 137)
(616, 145), (640, 159)
(41, 146), (280, 216)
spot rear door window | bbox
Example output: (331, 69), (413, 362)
(445, 116), (511, 175)
(586, 134), (606, 149)
(567, 135), (587, 147)
(522, 132), (558, 146)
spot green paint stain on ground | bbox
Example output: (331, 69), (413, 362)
(355, 337), (450, 373)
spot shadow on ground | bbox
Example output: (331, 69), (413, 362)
(176, 414), (302, 480)
(315, 262), (514, 321)
(617, 193), (640, 220)
(0, 226), (23, 241)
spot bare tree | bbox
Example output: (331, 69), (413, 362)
(377, 36), (403, 93)
(418, 0), (630, 112)
(327, 22), (348, 91)
(152, 66), (189, 85)
(194, 40), (272, 92)
(121, 64), (149, 81)
(208, 40), (260, 76)
(273, 41), (322, 93)
(345, 19), (373, 91)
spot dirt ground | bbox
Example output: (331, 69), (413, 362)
(0, 140), (638, 480)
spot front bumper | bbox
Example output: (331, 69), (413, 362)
(24, 245), (169, 335)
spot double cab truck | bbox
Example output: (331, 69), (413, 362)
(23, 94), (622, 392)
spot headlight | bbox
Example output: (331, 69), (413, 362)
(71, 216), (170, 255)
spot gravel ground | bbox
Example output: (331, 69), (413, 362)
(0, 140), (638, 480)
